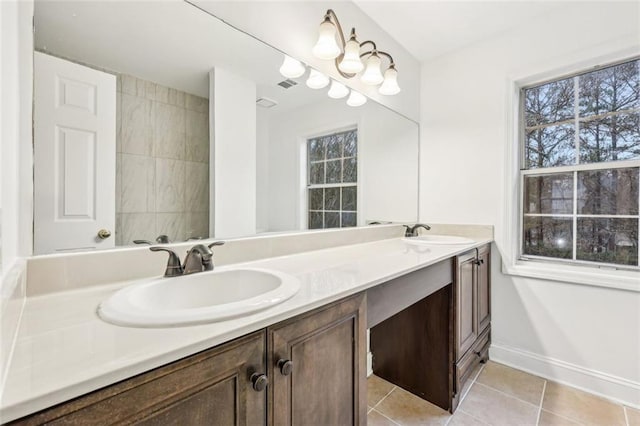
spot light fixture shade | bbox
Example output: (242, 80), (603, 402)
(306, 69), (330, 89)
(279, 55), (306, 79)
(378, 66), (401, 95)
(328, 80), (349, 99)
(360, 53), (384, 85)
(338, 37), (364, 74)
(312, 20), (341, 60)
(346, 90), (367, 107)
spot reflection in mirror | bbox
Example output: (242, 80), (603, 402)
(32, 1), (419, 254)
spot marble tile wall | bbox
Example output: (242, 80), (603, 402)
(115, 75), (210, 246)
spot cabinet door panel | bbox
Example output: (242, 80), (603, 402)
(455, 251), (477, 359)
(477, 245), (491, 333)
(268, 293), (366, 426)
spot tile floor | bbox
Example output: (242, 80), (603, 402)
(367, 361), (639, 426)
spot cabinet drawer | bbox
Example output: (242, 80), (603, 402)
(455, 327), (490, 397)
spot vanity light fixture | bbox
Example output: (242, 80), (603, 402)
(279, 55), (306, 78)
(327, 80), (349, 99)
(346, 90), (367, 107)
(312, 9), (401, 95)
(306, 69), (330, 89)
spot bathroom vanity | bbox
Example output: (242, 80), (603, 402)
(3, 230), (492, 425)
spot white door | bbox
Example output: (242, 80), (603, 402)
(34, 52), (116, 254)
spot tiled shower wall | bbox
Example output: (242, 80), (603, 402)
(116, 75), (210, 245)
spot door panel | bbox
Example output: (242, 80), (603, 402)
(34, 52), (116, 254)
(477, 245), (491, 333)
(455, 251), (477, 359)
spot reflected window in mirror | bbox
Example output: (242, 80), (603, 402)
(307, 129), (358, 229)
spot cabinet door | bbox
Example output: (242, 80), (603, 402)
(455, 251), (477, 360)
(268, 293), (366, 426)
(477, 244), (491, 333)
(11, 332), (267, 426)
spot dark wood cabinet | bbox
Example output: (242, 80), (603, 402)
(9, 294), (367, 426)
(452, 244), (491, 411)
(9, 331), (267, 426)
(268, 293), (367, 426)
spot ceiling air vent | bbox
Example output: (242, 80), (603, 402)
(277, 79), (297, 89)
(256, 97), (278, 108)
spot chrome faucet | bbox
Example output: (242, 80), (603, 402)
(403, 223), (431, 237)
(150, 241), (225, 277)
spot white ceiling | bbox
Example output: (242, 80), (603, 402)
(354, 1), (571, 62)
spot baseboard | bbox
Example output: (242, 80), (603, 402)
(490, 343), (640, 409)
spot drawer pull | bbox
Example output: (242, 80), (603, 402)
(278, 359), (293, 376)
(250, 373), (268, 392)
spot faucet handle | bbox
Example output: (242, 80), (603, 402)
(149, 247), (184, 277)
(208, 241), (225, 249)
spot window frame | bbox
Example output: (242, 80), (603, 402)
(502, 50), (640, 292)
(303, 126), (359, 230)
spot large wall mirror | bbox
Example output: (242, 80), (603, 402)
(32, 1), (419, 254)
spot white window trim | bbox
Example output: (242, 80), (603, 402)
(502, 47), (640, 292)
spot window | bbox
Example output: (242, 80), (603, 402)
(521, 58), (639, 269)
(307, 129), (357, 229)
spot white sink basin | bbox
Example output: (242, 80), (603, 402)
(403, 235), (475, 245)
(98, 267), (300, 327)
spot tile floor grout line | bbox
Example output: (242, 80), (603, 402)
(459, 362), (486, 405)
(458, 408), (492, 425)
(372, 385), (397, 410)
(371, 407), (402, 426)
(535, 380), (547, 426)
(624, 406), (629, 426)
(473, 381), (542, 409)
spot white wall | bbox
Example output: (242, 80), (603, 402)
(420, 2), (640, 405)
(211, 68), (257, 238)
(0, 0), (34, 394)
(256, 107), (270, 233)
(262, 98), (418, 232)
(193, 1), (421, 122)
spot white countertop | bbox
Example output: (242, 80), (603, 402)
(0, 237), (491, 422)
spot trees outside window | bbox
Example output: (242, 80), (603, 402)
(521, 59), (639, 268)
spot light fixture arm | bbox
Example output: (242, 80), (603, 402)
(359, 50), (396, 70)
(323, 9), (348, 49)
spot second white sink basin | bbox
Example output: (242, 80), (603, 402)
(98, 267), (300, 327)
(403, 235), (475, 245)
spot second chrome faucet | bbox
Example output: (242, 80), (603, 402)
(150, 241), (225, 277)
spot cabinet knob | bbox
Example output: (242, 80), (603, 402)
(250, 373), (268, 392)
(473, 259), (482, 266)
(277, 359), (293, 376)
(97, 229), (112, 239)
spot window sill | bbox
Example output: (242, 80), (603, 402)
(502, 259), (639, 292)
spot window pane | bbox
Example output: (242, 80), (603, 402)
(579, 113), (640, 163)
(523, 216), (573, 259)
(342, 212), (357, 227)
(309, 162), (324, 185)
(578, 168), (639, 215)
(344, 131), (357, 157)
(326, 160), (342, 184)
(309, 212), (323, 229)
(524, 78), (574, 126)
(308, 188), (323, 211)
(308, 138), (325, 162)
(343, 158), (357, 183)
(324, 212), (340, 228)
(525, 124), (575, 169)
(342, 186), (357, 211)
(577, 218), (638, 266)
(524, 173), (573, 214)
(579, 60), (639, 117)
(327, 134), (343, 159)
(324, 187), (339, 211)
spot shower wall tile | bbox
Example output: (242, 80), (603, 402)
(186, 93), (208, 113)
(121, 154), (155, 213)
(175, 90), (185, 108)
(156, 158), (186, 213)
(155, 85), (169, 104)
(144, 80), (156, 101)
(121, 93), (154, 156)
(186, 161), (209, 213)
(186, 110), (209, 162)
(120, 213), (157, 246)
(156, 213), (186, 243)
(116, 92), (122, 153)
(115, 153), (122, 214)
(186, 212), (210, 240)
(154, 103), (186, 160)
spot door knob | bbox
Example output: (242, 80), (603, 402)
(250, 373), (268, 392)
(97, 229), (112, 239)
(277, 359), (293, 376)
